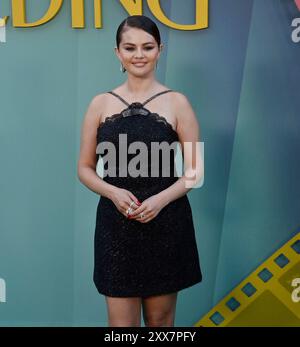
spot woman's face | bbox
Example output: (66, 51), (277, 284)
(115, 27), (162, 75)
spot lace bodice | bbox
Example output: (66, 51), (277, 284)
(97, 89), (177, 135)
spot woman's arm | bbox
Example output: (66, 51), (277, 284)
(157, 92), (204, 205)
(77, 94), (117, 199)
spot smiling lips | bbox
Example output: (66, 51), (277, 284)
(133, 63), (147, 67)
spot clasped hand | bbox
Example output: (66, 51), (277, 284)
(110, 188), (167, 223)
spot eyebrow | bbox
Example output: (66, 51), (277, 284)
(122, 42), (155, 46)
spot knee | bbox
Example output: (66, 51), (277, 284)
(108, 319), (141, 327)
(144, 312), (174, 327)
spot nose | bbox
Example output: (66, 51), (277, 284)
(134, 48), (144, 58)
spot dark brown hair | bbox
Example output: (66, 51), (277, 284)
(116, 15), (161, 49)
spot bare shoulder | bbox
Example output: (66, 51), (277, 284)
(171, 91), (196, 121)
(89, 92), (107, 109)
(171, 91), (192, 110)
(85, 92), (107, 124)
(170, 91), (200, 139)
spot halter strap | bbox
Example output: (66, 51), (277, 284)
(107, 89), (173, 107)
(142, 89), (173, 106)
(107, 91), (130, 106)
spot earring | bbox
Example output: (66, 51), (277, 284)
(120, 63), (126, 73)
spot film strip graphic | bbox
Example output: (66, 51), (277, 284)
(195, 232), (300, 327)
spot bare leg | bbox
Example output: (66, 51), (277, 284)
(142, 292), (178, 327)
(105, 296), (142, 327)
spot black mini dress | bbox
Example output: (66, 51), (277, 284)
(94, 89), (202, 298)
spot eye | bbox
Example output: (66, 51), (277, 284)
(145, 46), (154, 50)
(125, 47), (134, 51)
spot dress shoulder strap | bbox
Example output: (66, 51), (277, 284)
(106, 91), (130, 107)
(142, 89), (173, 106)
(106, 89), (173, 107)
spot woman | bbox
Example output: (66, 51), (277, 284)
(77, 15), (203, 327)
